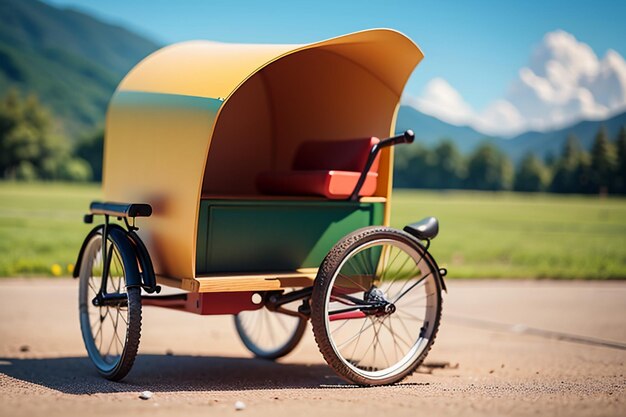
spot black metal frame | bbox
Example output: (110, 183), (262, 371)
(264, 287), (313, 318)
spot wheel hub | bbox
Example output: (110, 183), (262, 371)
(364, 287), (396, 317)
(384, 303), (396, 315)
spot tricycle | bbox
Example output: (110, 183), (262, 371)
(74, 29), (446, 386)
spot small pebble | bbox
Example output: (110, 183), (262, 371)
(139, 391), (153, 400)
(165, 349), (174, 356)
(19, 345), (30, 352)
(234, 400), (246, 411)
(511, 324), (527, 333)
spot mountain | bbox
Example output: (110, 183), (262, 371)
(0, 0), (159, 136)
(395, 105), (495, 153)
(499, 111), (626, 162)
(397, 105), (626, 163)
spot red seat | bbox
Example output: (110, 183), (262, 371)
(257, 137), (380, 199)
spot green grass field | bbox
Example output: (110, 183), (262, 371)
(1, 182), (625, 279)
(392, 190), (626, 279)
(0, 182), (100, 277)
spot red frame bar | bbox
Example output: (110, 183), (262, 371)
(329, 311), (366, 321)
(142, 291), (264, 315)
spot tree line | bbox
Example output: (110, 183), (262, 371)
(0, 90), (104, 182)
(395, 126), (626, 194)
(0, 90), (91, 181)
(2, 90), (626, 194)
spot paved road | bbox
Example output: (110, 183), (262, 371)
(0, 279), (624, 417)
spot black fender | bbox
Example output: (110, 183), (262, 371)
(108, 226), (143, 288)
(421, 243), (447, 293)
(405, 233), (448, 293)
(73, 224), (143, 289)
(127, 230), (159, 293)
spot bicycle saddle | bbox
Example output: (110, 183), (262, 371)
(403, 217), (439, 240)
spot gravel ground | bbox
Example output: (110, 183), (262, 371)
(0, 278), (624, 417)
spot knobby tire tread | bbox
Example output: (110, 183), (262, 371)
(310, 226), (443, 386)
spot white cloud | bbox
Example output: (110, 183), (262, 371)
(404, 30), (626, 137)
(401, 78), (525, 136)
(474, 100), (525, 135)
(402, 77), (474, 126)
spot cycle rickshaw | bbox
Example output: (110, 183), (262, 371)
(74, 29), (447, 386)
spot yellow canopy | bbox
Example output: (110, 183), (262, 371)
(103, 29), (423, 280)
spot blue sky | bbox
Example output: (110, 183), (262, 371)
(44, 0), (626, 134)
(44, 0), (626, 109)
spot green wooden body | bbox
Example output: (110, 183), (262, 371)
(196, 200), (384, 274)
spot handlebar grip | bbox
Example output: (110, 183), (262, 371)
(379, 130), (415, 148)
(395, 129), (414, 144)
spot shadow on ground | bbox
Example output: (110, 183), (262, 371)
(0, 354), (350, 394)
(0, 354), (439, 394)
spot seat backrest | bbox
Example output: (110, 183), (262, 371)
(292, 137), (380, 172)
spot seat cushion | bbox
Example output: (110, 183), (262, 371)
(293, 137), (380, 171)
(257, 170), (378, 199)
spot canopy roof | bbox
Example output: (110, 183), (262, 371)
(103, 29), (423, 280)
(118, 29), (421, 100)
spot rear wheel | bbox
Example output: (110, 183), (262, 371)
(78, 231), (142, 380)
(311, 227), (442, 386)
(234, 305), (307, 360)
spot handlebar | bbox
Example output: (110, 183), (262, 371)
(349, 130), (415, 201)
(378, 129), (415, 148)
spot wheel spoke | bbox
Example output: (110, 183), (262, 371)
(330, 315), (353, 335)
(337, 272), (368, 292)
(387, 263), (420, 300)
(353, 319), (377, 368)
(336, 318), (376, 349)
(118, 310), (128, 325)
(347, 317), (370, 362)
(376, 318), (392, 370)
(112, 249), (124, 292)
(274, 312), (289, 333)
(386, 317), (402, 363)
(252, 310), (264, 342)
(113, 308), (125, 353)
(379, 245), (403, 283)
(96, 309), (104, 352)
(393, 272), (433, 304)
(388, 250), (426, 300)
(394, 313), (416, 345)
(382, 317), (413, 350)
(266, 310), (277, 346)
(103, 307), (117, 359)
(396, 310), (426, 322)
(88, 279), (98, 296)
(330, 292), (369, 306)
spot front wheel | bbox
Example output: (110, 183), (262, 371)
(311, 227), (442, 386)
(78, 230), (142, 380)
